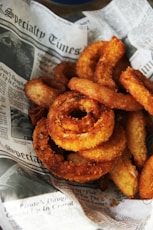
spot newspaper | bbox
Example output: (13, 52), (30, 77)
(0, 0), (153, 229)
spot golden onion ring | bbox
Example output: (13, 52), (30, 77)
(76, 40), (107, 79)
(79, 123), (126, 162)
(47, 91), (115, 151)
(68, 77), (142, 111)
(33, 118), (115, 183)
(24, 76), (65, 109)
(120, 67), (153, 115)
(94, 36), (125, 90)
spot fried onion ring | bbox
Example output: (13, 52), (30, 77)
(139, 155), (153, 199)
(58, 95), (101, 133)
(79, 123), (126, 162)
(113, 54), (131, 92)
(109, 148), (139, 198)
(125, 110), (147, 169)
(24, 76), (66, 109)
(47, 91), (115, 151)
(94, 36), (125, 90)
(33, 118), (115, 183)
(120, 67), (153, 115)
(76, 40), (107, 79)
(132, 69), (153, 93)
(53, 61), (76, 86)
(68, 77), (142, 111)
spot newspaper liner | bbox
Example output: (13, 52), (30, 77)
(0, 0), (153, 229)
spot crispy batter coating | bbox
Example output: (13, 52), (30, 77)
(132, 69), (153, 93)
(126, 110), (147, 169)
(113, 54), (131, 92)
(79, 123), (126, 162)
(139, 155), (153, 199)
(47, 91), (115, 151)
(68, 77), (142, 111)
(120, 67), (153, 115)
(76, 40), (107, 79)
(59, 96), (101, 133)
(94, 36), (125, 90)
(109, 148), (139, 198)
(24, 77), (65, 109)
(33, 118), (115, 183)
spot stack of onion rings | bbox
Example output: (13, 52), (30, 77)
(33, 118), (115, 183)
(24, 36), (153, 199)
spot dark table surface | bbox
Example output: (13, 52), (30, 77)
(35, 0), (112, 17)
